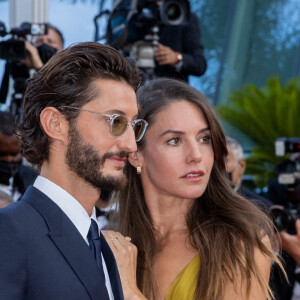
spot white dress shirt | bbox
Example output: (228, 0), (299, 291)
(34, 175), (114, 300)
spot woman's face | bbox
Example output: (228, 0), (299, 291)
(137, 100), (214, 200)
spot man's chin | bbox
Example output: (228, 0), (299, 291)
(88, 173), (127, 191)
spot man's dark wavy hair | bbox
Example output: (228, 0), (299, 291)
(18, 42), (141, 167)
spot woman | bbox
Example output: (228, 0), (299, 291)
(103, 78), (282, 300)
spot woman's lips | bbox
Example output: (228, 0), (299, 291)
(181, 170), (204, 182)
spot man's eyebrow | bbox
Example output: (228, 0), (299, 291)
(160, 127), (210, 137)
(104, 109), (125, 115)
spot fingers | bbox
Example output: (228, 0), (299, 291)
(21, 40), (43, 70)
(281, 220), (300, 242)
(102, 231), (138, 290)
(102, 231), (136, 254)
(280, 229), (298, 254)
(102, 231), (145, 299)
(280, 230), (292, 245)
(125, 236), (131, 242)
(155, 44), (177, 65)
(295, 219), (300, 237)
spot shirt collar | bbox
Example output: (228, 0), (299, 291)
(33, 175), (97, 243)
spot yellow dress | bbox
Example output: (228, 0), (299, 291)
(164, 255), (200, 300)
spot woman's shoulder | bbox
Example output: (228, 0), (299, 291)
(222, 234), (274, 300)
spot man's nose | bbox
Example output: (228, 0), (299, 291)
(117, 125), (137, 153)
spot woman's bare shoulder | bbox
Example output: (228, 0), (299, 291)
(223, 235), (272, 300)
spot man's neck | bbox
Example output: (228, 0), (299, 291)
(40, 164), (100, 216)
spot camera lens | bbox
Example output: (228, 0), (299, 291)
(271, 208), (289, 231)
(165, 4), (181, 21)
(270, 207), (294, 232)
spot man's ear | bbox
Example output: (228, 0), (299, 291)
(128, 151), (144, 168)
(40, 107), (68, 143)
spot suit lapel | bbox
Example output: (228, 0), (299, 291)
(100, 233), (124, 300)
(22, 186), (107, 299)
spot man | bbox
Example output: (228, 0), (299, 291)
(155, 12), (207, 82)
(33, 24), (64, 51)
(107, 1), (206, 82)
(0, 111), (37, 201)
(225, 136), (273, 209)
(0, 25), (64, 109)
(0, 42), (147, 299)
(24, 24), (64, 71)
(268, 153), (300, 300)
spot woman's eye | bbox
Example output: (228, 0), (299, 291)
(200, 135), (211, 144)
(167, 137), (181, 146)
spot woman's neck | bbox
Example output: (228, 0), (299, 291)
(144, 191), (195, 237)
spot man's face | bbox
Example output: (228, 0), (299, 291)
(65, 79), (138, 191)
(33, 28), (63, 51)
(0, 132), (22, 183)
(0, 132), (21, 163)
(225, 145), (245, 188)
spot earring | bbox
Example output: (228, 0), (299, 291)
(137, 166), (142, 174)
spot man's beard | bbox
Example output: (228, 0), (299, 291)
(65, 123), (128, 192)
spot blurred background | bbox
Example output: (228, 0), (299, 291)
(0, 0), (300, 190)
(1, 0), (300, 104)
(1, 2), (300, 296)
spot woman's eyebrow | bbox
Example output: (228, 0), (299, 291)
(160, 127), (210, 137)
(198, 127), (210, 134)
(160, 130), (184, 137)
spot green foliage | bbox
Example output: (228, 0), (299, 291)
(217, 76), (300, 187)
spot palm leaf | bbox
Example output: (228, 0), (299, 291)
(217, 76), (300, 187)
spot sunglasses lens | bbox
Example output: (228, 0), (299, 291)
(111, 115), (128, 136)
(134, 120), (147, 142)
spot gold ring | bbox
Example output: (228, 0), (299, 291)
(110, 238), (116, 241)
(124, 236), (131, 242)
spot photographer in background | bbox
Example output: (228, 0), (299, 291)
(0, 23), (64, 117)
(278, 152), (300, 267)
(23, 24), (64, 71)
(155, 11), (207, 82)
(268, 151), (300, 300)
(0, 111), (37, 202)
(225, 136), (273, 210)
(105, 0), (206, 82)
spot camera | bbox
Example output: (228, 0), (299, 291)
(275, 137), (300, 157)
(0, 22), (48, 60)
(270, 137), (300, 231)
(0, 21), (56, 119)
(103, 0), (190, 77)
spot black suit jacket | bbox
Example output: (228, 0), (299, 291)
(155, 13), (207, 82)
(0, 186), (123, 300)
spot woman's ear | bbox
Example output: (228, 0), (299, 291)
(128, 151), (144, 168)
(40, 107), (68, 143)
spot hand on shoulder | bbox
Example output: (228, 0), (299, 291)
(102, 230), (147, 300)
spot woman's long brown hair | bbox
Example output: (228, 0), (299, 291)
(113, 78), (281, 300)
